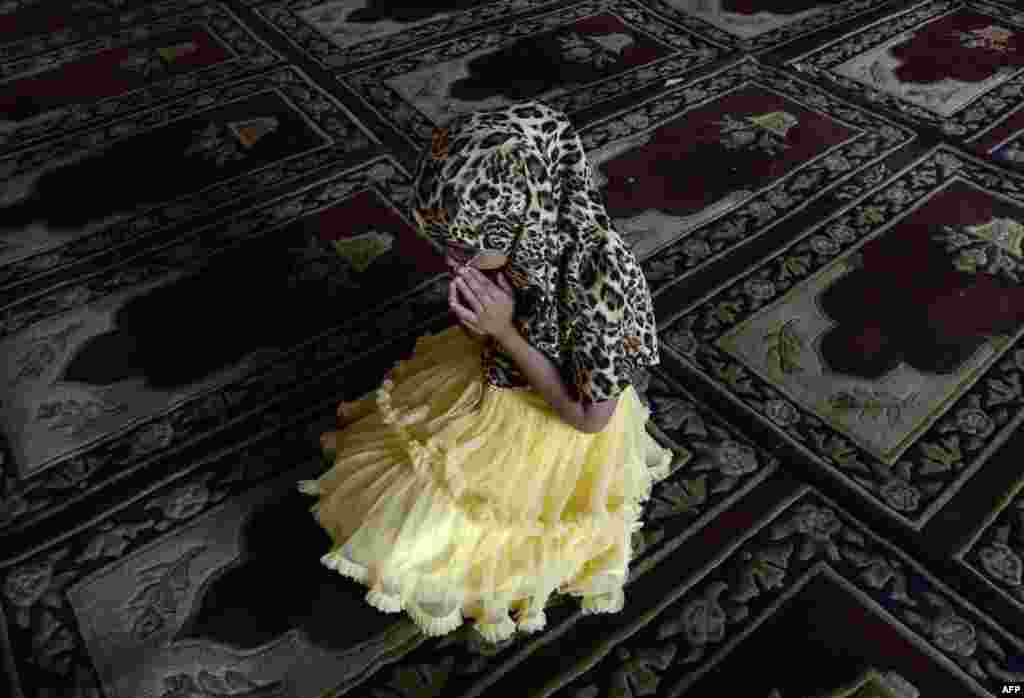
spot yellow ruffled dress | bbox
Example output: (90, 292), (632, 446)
(297, 324), (673, 643)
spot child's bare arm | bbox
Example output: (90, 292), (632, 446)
(495, 324), (618, 433)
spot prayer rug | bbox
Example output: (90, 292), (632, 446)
(965, 100), (1024, 175)
(769, 668), (924, 698)
(6, 377), (1019, 697)
(0, 366), (786, 698)
(0, 156), (451, 538)
(0, 0), (208, 54)
(335, 0), (733, 159)
(787, 0), (1024, 143)
(658, 145), (1024, 539)
(955, 472), (1024, 626)
(577, 57), (915, 300)
(0, 66), (379, 305)
(0, 3), (280, 157)
(646, 0), (898, 52)
(253, 0), (568, 73)
(495, 486), (1024, 697)
(1, 1), (1023, 696)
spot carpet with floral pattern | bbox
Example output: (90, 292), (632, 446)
(2, 1), (1024, 697)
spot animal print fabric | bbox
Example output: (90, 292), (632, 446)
(411, 101), (659, 405)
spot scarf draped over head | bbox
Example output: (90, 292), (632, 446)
(411, 101), (659, 405)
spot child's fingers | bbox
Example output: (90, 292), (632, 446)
(454, 307), (483, 335)
(449, 279), (488, 337)
(449, 281), (478, 323)
(449, 278), (465, 309)
(453, 276), (481, 308)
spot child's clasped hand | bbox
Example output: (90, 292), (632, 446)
(449, 266), (517, 341)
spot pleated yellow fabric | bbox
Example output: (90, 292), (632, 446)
(298, 325), (672, 643)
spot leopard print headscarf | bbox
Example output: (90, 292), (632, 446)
(411, 101), (659, 405)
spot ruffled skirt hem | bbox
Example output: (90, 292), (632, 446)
(315, 543), (631, 642)
(302, 461), (663, 642)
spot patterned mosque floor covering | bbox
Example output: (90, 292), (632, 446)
(3, 0), (1024, 696)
